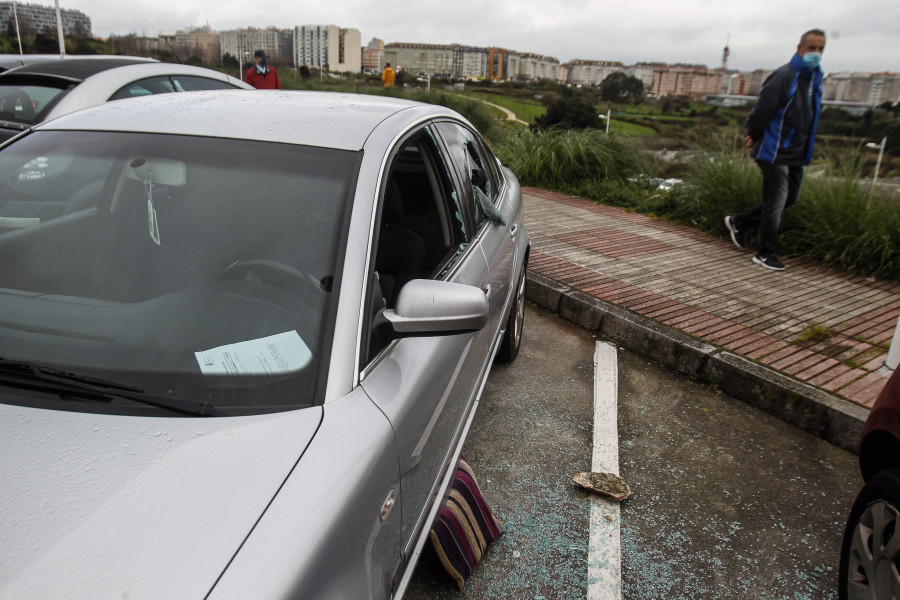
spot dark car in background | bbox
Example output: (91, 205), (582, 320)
(840, 369), (900, 599)
(0, 57), (250, 143)
(0, 54), (144, 74)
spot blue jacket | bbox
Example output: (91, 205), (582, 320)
(747, 53), (823, 165)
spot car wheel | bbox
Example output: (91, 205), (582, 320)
(840, 468), (900, 600)
(496, 262), (526, 363)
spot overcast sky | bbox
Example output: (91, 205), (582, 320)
(72, 0), (898, 73)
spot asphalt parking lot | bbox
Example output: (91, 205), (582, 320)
(406, 304), (861, 599)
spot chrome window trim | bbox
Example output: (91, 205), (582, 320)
(351, 114), (465, 391)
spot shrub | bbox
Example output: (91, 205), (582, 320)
(782, 174), (900, 278)
(533, 97), (603, 130)
(494, 128), (647, 188)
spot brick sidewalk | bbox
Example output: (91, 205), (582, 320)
(523, 187), (899, 409)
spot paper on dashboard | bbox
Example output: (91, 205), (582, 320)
(195, 331), (311, 375)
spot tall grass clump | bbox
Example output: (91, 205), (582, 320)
(494, 128), (647, 189)
(662, 148), (762, 229)
(668, 145), (900, 279)
(781, 150), (900, 278)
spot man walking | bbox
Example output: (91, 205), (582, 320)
(725, 29), (825, 271)
(244, 50), (282, 90)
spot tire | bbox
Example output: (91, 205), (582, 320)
(840, 467), (900, 600)
(496, 262), (526, 363)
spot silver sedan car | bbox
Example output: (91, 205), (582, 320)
(0, 57), (251, 142)
(0, 90), (529, 599)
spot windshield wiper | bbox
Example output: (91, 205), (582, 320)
(0, 120), (27, 131)
(0, 357), (220, 416)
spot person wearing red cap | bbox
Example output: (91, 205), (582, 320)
(244, 49), (282, 90)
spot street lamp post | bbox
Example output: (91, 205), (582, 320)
(12, 1), (22, 55)
(237, 51), (250, 82)
(865, 137), (887, 186)
(54, 0), (65, 56)
(597, 109), (611, 135)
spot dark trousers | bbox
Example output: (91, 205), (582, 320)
(733, 162), (804, 258)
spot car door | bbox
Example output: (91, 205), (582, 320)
(358, 123), (497, 561)
(434, 121), (519, 337)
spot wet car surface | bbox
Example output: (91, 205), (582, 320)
(0, 90), (529, 599)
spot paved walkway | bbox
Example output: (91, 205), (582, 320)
(523, 187), (900, 409)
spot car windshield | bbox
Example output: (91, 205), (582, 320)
(0, 80), (69, 126)
(0, 130), (358, 412)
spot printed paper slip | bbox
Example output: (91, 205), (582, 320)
(195, 331), (311, 375)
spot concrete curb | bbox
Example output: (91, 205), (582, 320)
(526, 270), (870, 454)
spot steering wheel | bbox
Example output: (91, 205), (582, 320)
(221, 259), (325, 298)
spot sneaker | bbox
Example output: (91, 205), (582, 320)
(724, 216), (744, 248)
(752, 254), (786, 271)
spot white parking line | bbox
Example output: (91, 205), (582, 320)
(587, 342), (621, 600)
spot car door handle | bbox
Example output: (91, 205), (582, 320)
(509, 223), (519, 238)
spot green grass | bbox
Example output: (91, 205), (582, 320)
(793, 325), (836, 344)
(608, 120), (657, 136)
(467, 92), (547, 124)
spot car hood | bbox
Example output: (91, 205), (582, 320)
(0, 401), (322, 599)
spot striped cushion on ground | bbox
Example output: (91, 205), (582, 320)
(428, 457), (504, 590)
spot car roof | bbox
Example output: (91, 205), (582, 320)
(0, 54), (156, 74)
(1, 57), (158, 81)
(37, 90), (463, 151)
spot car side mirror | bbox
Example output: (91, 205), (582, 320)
(382, 279), (489, 337)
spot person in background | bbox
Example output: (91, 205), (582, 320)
(725, 29), (825, 271)
(382, 62), (395, 88)
(244, 49), (282, 90)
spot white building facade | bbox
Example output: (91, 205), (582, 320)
(221, 27), (293, 64)
(294, 25), (361, 73)
(0, 1), (91, 36)
(566, 59), (626, 86)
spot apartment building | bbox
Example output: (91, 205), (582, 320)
(627, 63), (659, 90)
(566, 59), (625, 86)
(113, 34), (164, 56)
(383, 42), (454, 77)
(362, 38), (384, 73)
(650, 64), (722, 98)
(0, 1), (91, 36)
(221, 27), (293, 64)
(175, 25), (221, 64)
(519, 52), (561, 82)
(294, 25), (361, 73)
(824, 72), (900, 106)
(453, 45), (488, 80)
(487, 47), (520, 81)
